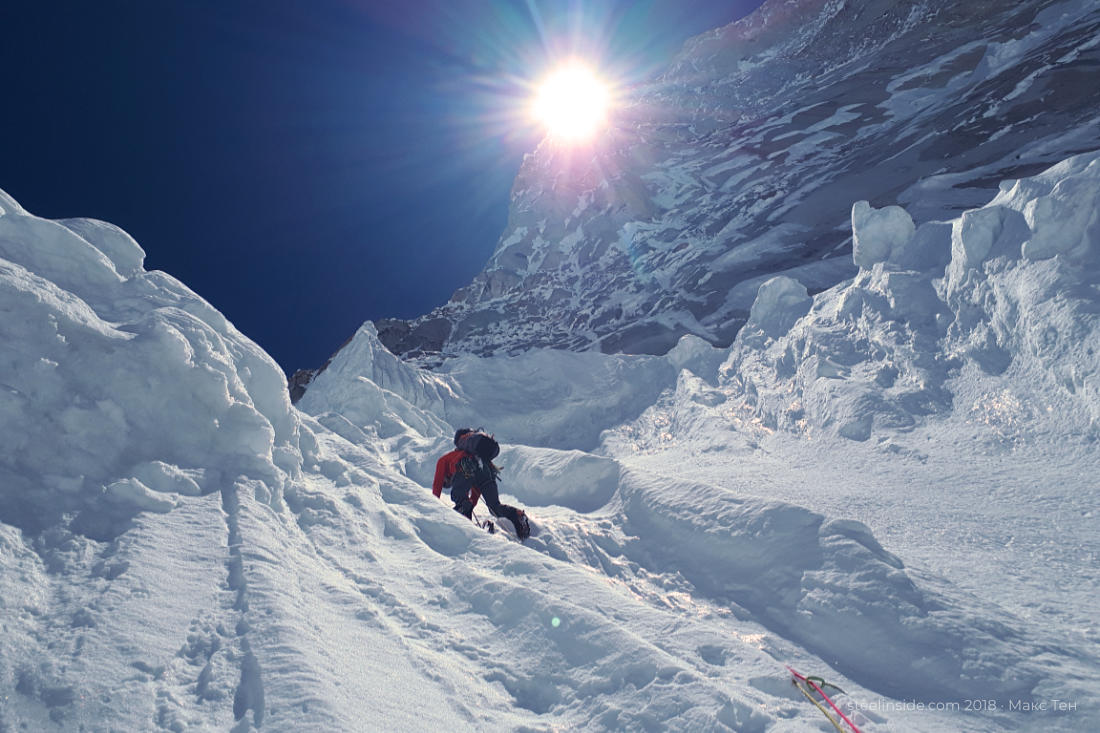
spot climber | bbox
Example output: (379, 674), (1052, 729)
(432, 428), (531, 540)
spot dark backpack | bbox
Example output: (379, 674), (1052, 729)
(457, 430), (500, 462)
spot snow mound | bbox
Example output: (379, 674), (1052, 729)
(498, 445), (621, 513)
(0, 194), (310, 539)
(994, 153), (1100, 265)
(610, 470), (1039, 703)
(722, 151), (1100, 442)
(665, 333), (727, 384)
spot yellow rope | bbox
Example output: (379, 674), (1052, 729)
(794, 678), (846, 733)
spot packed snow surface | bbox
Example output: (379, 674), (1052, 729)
(2, 152), (1099, 732)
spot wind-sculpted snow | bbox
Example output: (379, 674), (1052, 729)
(497, 446), (621, 513)
(0, 192), (321, 729)
(720, 151), (1100, 443)
(0, 203), (309, 538)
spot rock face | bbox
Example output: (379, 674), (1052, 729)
(359, 0), (1099, 371)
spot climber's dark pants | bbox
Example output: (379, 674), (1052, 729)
(450, 484), (474, 518)
(451, 482), (521, 526)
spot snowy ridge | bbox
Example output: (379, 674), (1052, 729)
(0, 207), (307, 536)
(2, 155), (1099, 730)
(0, 194), (315, 729)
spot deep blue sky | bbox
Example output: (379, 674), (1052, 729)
(2, 0), (762, 375)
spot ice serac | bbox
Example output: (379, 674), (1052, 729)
(710, 150), (1100, 443)
(366, 0), (1100, 369)
(0, 206), (308, 538)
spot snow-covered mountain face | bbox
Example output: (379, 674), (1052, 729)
(370, 0), (1100, 368)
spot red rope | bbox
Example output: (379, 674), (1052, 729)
(787, 667), (863, 733)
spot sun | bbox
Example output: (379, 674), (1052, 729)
(531, 62), (611, 143)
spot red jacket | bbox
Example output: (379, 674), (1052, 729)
(432, 449), (482, 508)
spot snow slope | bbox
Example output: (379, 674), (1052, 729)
(4, 151), (1097, 731)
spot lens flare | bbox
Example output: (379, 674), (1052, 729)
(531, 62), (610, 142)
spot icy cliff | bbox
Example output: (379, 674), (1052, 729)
(364, 0), (1100, 370)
